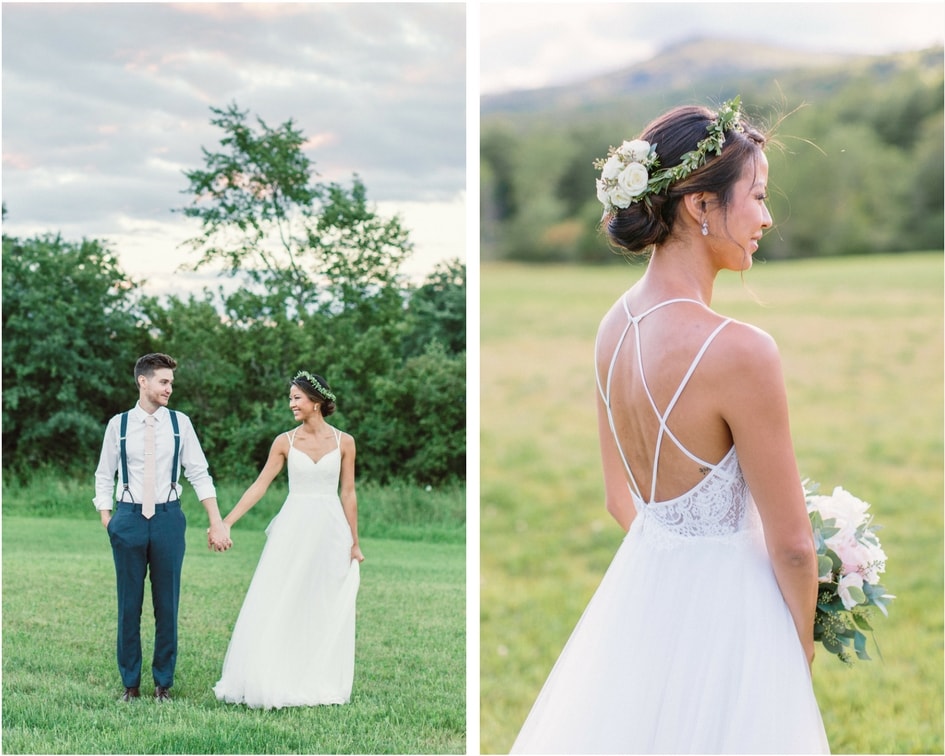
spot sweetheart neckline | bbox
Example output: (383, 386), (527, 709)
(289, 445), (340, 466)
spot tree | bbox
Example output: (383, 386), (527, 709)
(367, 340), (466, 485)
(177, 103), (413, 315)
(174, 103), (464, 484)
(2, 106), (466, 486)
(2, 232), (148, 471)
(403, 259), (466, 357)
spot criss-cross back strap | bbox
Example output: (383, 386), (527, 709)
(641, 317), (730, 502)
(596, 295), (731, 505)
(596, 309), (644, 500)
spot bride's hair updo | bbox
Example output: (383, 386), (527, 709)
(604, 103), (767, 256)
(292, 371), (337, 416)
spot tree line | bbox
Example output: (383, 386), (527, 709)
(3, 104), (465, 487)
(481, 47), (943, 263)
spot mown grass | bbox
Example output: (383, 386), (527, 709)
(480, 253), (943, 754)
(2, 479), (465, 754)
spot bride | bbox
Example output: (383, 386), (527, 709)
(511, 98), (829, 753)
(213, 370), (364, 709)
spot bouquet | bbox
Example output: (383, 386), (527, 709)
(805, 482), (894, 664)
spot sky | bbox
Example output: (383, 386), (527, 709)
(480, 2), (945, 95)
(1, 3), (466, 292)
(2, 2), (942, 296)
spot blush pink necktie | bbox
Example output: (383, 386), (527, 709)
(143, 415), (156, 519)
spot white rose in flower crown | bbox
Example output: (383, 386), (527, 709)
(596, 179), (611, 207)
(601, 153), (624, 182)
(618, 139), (652, 163)
(616, 162), (649, 199)
(608, 184), (634, 210)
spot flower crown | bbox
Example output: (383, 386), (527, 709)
(293, 370), (336, 402)
(594, 96), (745, 214)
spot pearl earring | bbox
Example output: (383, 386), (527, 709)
(701, 219), (709, 236)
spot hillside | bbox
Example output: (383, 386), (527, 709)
(481, 37), (939, 118)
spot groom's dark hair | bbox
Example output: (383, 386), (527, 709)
(134, 353), (178, 385)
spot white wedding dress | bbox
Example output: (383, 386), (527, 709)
(214, 426), (360, 709)
(511, 298), (829, 754)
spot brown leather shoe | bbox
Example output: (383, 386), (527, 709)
(120, 686), (140, 702)
(154, 686), (171, 702)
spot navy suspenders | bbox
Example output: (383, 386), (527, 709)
(118, 412), (132, 502)
(118, 410), (181, 504)
(168, 410), (181, 500)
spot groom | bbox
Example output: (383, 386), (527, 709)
(93, 353), (232, 702)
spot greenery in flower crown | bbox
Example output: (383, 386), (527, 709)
(594, 96), (745, 214)
(293, 370), (336, 402)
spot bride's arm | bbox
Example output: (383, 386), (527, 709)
(339, 434), (364, 562)
(596, 391), (636, 532)
(718, 324), (817, 666)
(223, 434), (288, 529)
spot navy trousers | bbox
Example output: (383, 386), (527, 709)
(107, 501), (186, 688)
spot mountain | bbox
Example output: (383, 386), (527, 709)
(481, 37), (887, 116)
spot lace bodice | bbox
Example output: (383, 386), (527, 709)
(286, 427), (342, 498)
(632, 445), (759, 543)
(596, 297), (759, 542)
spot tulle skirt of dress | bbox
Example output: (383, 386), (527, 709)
(511, 514), (829, 754)
(213, 491), (360, 709)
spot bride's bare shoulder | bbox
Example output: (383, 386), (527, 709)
(597, 291), (633, 331)
(711, 318), (784, 378)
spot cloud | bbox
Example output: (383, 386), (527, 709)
(2, 3), (465, 283)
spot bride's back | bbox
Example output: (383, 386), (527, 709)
(596, 290), (740, 504)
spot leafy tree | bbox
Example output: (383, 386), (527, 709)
(480, 125), (521, 223)
(177, 102), (412, 315)
(403, 258), (466, 357)
(308, 179), (413, 311)
(173, 103), (464, 484)
(2, 232), (148, 471)
(177, 103), (319, 305)
(901, 110), (945, 249)
(368, 340), (466, 485)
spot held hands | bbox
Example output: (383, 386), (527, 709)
(207, 521), (233, 552)
(351, 544), (365, 563)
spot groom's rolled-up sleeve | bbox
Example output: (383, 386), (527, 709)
(93, 416), (121, 510)
(179, 415), (217, 501)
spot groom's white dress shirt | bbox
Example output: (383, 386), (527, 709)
(93, 402), (216, 511)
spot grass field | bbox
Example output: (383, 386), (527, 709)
(2, 483), (465, 753)
(480, 253), (943, 754)
(0, 476), (466, 545)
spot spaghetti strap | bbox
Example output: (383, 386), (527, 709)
(286, 426), (339, 451)
(596, 295), (731, 505)
(597, 315), (645, 502)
